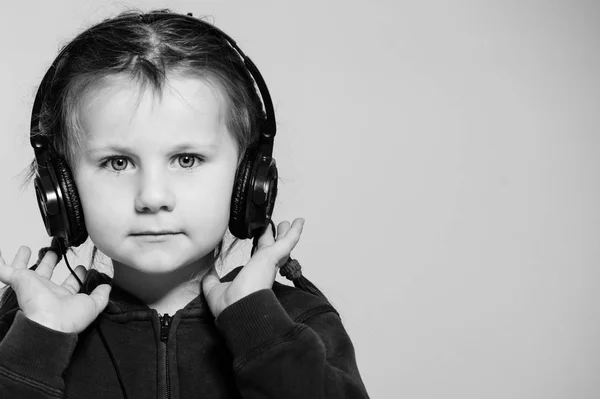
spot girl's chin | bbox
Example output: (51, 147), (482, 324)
(111, 252), (212, 274)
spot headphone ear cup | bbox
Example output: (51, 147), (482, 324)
(229, 145), (279, 240)
(52, 158), (88, 247)
(229, 148), (256, 239)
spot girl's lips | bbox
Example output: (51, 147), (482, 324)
(131, 233), (182, 242)
(133, 233), (176, 235)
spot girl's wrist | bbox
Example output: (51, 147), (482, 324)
(26, 312), (67, 333)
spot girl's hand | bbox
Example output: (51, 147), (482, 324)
(202, 218), (305, 318)
(0, 246), (111, 334)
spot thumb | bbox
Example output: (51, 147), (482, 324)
(88, 284), (112, 315)
(201, 266), (220, 297)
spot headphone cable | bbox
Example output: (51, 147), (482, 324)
(57, 240), (129, 399)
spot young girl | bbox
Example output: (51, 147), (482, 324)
(0, 9), (368, 399)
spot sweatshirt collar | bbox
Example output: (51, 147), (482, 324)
(81, 266), (243, 319)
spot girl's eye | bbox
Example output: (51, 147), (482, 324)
(178, 154), (202, 168)
(100, 155), (203, 171)
(103, 157), (129, 171)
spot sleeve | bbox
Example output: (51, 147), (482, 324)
(215, 289), (370, 399)
(0, 310), (78, 398)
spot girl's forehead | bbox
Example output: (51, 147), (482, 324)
(78, 74), (228, 147)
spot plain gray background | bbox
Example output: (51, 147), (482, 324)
(1, 1), (599, 398)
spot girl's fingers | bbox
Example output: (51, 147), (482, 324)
(273, 218), (304, 250)
(61, 265), (87, 294)
(0, 246), (33, 287)
(255, 218), (305, 253)
(276, 221), (292, 240)
(201, 265), (221, 297)
(88, 284), (112, 315)
(256, 222), (276, 250)
(254, 218), (305, 268)
(36, 250), (59, 279)
(12, 246), (32, 270)
(273, 221), (292, 269)
(0, 261), (13, 286)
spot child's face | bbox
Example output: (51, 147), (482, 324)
(72, 74), (239, 274)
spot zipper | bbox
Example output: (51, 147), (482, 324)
(160, 314), (172, 399)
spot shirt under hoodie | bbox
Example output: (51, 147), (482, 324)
(0, 266), (369, 398)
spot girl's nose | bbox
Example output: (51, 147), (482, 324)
(134, 169), (176, 213)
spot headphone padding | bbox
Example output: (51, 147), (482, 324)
(229, 148), (256, 239)
(53, 158), (87, 246)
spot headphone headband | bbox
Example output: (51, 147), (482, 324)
(30, 12), (276, 155)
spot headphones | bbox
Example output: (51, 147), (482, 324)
(30, 12), (278, 248)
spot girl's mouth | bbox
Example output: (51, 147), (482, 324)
(131, 232), (182, 241)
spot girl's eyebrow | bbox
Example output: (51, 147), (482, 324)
(87, 142), (218, 155)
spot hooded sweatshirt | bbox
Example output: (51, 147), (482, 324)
(0, 267), (369, 398)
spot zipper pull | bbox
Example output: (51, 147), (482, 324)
(160, 313), (172, 342)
